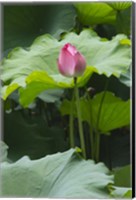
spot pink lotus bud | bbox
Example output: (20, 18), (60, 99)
(58, 43), (86, 77)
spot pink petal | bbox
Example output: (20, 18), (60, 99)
(67, 43), (77, 56)
(74, 52), (86, 77)
(58, 47), (76, 77)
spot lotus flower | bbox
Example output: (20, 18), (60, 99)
(58, 43), (86, 77)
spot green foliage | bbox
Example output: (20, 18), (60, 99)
(14, 68), (93, 107)
(113, 165), (131, 187)
(110, 186), (132, 198)
(4, 110), (68, 161)
(119, 68), (131, 87)
(1, 148), (113, 198)
(74, 3), (116, 25)
(1, 29), (131, 107)
(116, 8), (131, 36)
(1, 3), (131, 198)
(4, 4), (76, 51)
(60, 91), (130, 134)
(107, 2), (131, 11)
(38, 89), (64, 103)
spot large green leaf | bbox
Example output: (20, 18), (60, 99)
(4, 4), (76, 51)
(4, 110), (68, 161)
(89, 92), (130, 133)
(116, 8), (131, 36)
(74, 3), (116, 25)
(107, 2), (132, 11)
(110, 186), (132, 198)
(113, 165), (131, 187)
(119, 68), (131, 87)
(1, 148), (113, 198)
(1, 29), (131, 106)
(18, 68), (94, 107)
(38, 89), (64, 103)
(60, 91), (130, 133)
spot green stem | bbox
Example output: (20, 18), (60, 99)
(95, 79), (109, 162)
(86, 92), (94, 160)
(69, 89), (75, 148)
(95, 131), (100, 162)
(90, 125), (94, 159)
(74, 78), (86, 159)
